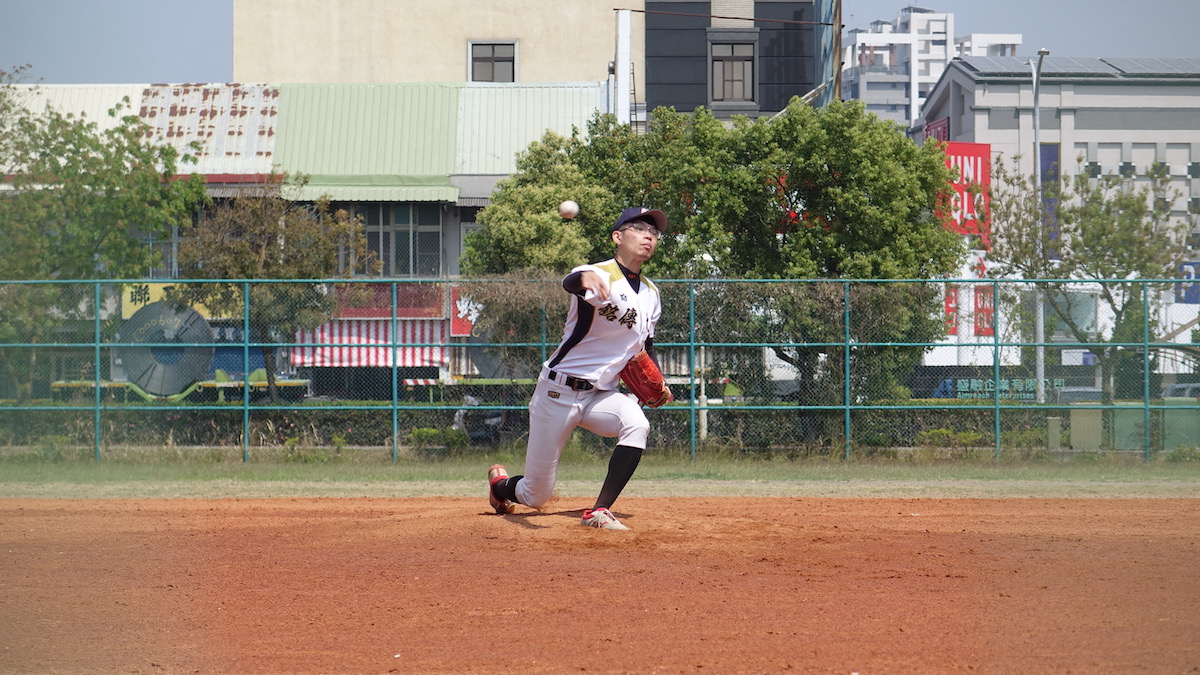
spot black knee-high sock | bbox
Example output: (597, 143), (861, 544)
(494, 475), (522, 504)
(593, 445), (642, 510)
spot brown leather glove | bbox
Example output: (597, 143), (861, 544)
(620, 350), (673, 408)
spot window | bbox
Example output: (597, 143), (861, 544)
(470, 42), (515, 82)
(712, 43), (754, 102)
(459, 207), (483, 259)
(359, 203), (443, 277)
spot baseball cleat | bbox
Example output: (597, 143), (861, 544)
(487, 464), (515, 514)
(580, 507), (629, 531)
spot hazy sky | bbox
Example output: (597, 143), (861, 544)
(843, 0), (1199, 59)
(1, 0), (1196, 84)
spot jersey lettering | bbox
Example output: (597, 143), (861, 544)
(596, 304), (638, 330)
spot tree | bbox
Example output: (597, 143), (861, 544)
(676, 100), (962, 403)
(168, 176), (374, 401)
(460, 131), (606, 277)
(0, 86), (207, 279)
(988, 156), (1191, 403)
(461, 99), (966, 405)
(0, 66), (208, 399)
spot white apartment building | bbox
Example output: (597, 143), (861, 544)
(841, 5), (1020, 128)
(955, 33), (1022, 58)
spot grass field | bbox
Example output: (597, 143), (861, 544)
(4, 448), (1199, 498)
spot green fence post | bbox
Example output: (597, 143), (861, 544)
(93, 282), (102, 461)
(843, 281), (851, 461)
(242, 281), (251, 462)
(392, 281), (400, 462)
(1142, 282), (1151, 461)
(689, 281), (697, 460)
(993, 279), (1002, 460)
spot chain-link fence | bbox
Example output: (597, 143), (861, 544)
(2, 278), (1198, 461)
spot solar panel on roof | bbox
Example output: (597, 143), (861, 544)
(1039, 57), (1116, 75)
(957, 55), (1200, 81)
(961, 56), (1028, 75)
(1103, 58), (1200, 75)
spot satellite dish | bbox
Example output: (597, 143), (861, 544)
(117, 301), (214, 397)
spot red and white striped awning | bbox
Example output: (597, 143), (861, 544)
(292, 319), (448, 370)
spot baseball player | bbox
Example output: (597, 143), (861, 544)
(488, 206), (670, 530)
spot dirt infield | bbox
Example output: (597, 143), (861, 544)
(3, 496), (1198, 674)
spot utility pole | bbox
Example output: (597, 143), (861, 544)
(1030, 48), (1050, 403)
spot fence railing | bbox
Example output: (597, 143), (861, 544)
(1, 277), (1198, 461)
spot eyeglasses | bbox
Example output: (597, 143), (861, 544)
(619, 221), (661, 239)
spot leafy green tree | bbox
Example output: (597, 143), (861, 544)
(461, 131), (606, 276)
(168, 176), (374, 401)
(988, 156), (1191, 403)
(0, 94), (207, 279)
(680, 100), (960, 403)
(461, 99), (965, 405)
(0, 67), (208, 399)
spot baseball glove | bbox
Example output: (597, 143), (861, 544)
(620, 350), (673, 408)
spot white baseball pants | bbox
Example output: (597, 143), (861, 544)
(515, 374), (649, 508)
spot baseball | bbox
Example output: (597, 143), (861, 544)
(558, 200), (580, 219)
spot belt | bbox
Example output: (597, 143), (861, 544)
(546, 369), (594, 391)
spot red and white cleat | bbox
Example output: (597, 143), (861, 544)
(487, 464), (516, 515)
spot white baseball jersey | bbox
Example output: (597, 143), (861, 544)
(544, 258), (661, 391)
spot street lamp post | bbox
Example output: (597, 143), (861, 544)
(1031, 48), (1049, 403)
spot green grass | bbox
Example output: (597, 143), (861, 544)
(3, 443), (1200, 499)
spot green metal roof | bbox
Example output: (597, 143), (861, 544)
(275, 83), (461, 202)
(456, 82), (608, 176)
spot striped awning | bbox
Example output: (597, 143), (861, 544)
(291, 319), (448, 369)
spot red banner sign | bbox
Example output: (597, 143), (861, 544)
(944, 286), (959, 336)
(450, 286), (479, 337)
(973, 285), (995, 337)
(941, 141), (992, 251)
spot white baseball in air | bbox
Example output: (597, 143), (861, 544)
(558, 200), (580, 219)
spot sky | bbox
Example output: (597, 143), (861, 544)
(0, 0), (1197, 84)
(842, 0), (1200, 59)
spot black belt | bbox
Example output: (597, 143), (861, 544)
(547, 369), (594, 391)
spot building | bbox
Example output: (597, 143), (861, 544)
(234, 0), (840, 126)
(13, 81), (608, 394)
(955, 33), (1021, 58)
(643, 0), (840, 118)
(841, 5), (1020, 128)
(16, 81), (606, 279)
(13, 2), (839, 397)
(913, 56), (1200, 382)
(233, 0), (637, 88)
(914, 56), (1200, 229)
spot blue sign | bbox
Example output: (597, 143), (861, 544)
(1177, 262), (1200, 304)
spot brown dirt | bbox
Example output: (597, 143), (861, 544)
(2, 497), (1198, 674)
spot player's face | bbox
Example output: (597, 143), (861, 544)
(614, 221), (660, 263)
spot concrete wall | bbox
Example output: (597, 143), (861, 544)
(233, 0), (646, 87)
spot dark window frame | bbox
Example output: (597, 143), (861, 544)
(469, 41), (517, 83)
(351, 202), (444, 278)
(707, 27), (760, 113)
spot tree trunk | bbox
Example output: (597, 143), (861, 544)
(261, 345), (281, 403)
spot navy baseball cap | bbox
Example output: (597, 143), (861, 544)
(612, 206), (669, 234)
